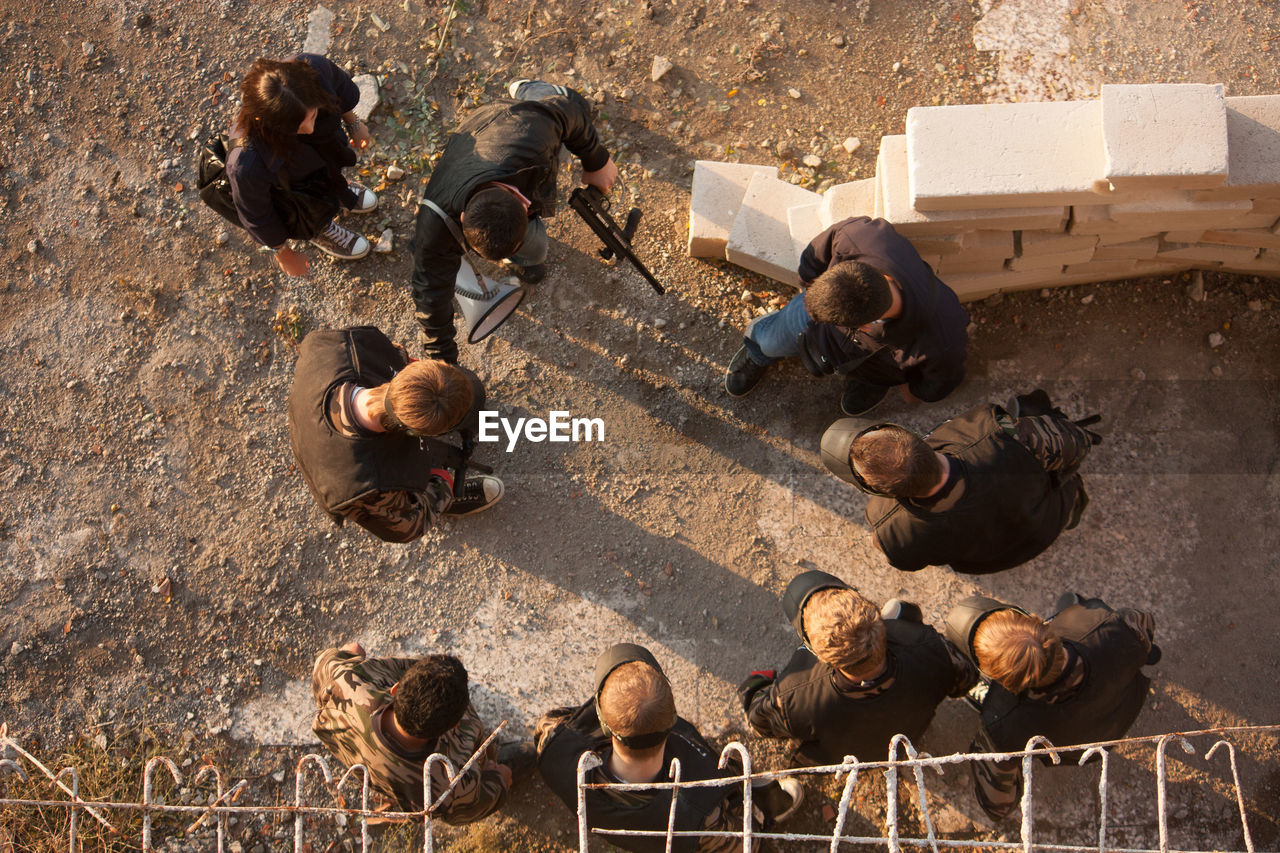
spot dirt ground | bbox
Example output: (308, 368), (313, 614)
(1, 0), (1278, 850)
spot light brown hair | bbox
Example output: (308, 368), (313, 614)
(599, 661), (676, 760)
(849, 425), (944, 497)
(367, 360), (474, 435)
(803, 588), (886, 677)
(973, 610), (1067, 694)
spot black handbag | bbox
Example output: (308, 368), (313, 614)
(197, 134), (341, 240)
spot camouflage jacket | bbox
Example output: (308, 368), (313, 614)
(310, 648), (507, 823)
(326, 382), (454, 542)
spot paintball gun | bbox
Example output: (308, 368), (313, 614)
(569, 185), (665, 294)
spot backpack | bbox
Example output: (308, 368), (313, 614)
(196, 134), (340, 240)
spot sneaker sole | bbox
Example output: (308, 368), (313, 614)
(310, 240), (371, 261)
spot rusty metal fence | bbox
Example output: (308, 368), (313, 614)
(2, 723), (1274, 852)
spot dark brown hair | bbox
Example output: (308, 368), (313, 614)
(849, 425), (943, 498)
(463, 187), (528, 259)
(599, 661), (676, 761)
(973, 610), (1067, 694)
(366, 360), (474, 435)
(236, 58), (339, 156)
(805, 261), (893, 328)
(394, 655), (469, 741)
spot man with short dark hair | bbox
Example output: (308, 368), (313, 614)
(819, 390), (1100, 573)
(944, 593), (1159, 821)
(287, 326), (504, 542)
(535, 643), (803, 852)
(410, 80), (618, 363)
(311, 644), (517, 822)
(739, 571), (976, 766)
(724, 216), (970, 415)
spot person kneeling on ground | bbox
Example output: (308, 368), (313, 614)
(740, 571), (976, 766)
(535, 643), (803, 852)
(944, 593), (1160, 822)
(724, 216), (969, 416)
(288, 326), (503, 542)
(312, 644), (532, 822)
(820, 389), (1100, 574)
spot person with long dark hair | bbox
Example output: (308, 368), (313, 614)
(227, 55), (377, 276)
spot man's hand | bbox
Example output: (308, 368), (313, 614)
(275, 245), (310, 276)
(339, 642), (366, 656)
(582, 157), (618, 194)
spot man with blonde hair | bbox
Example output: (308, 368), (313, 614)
(288, 326), (503, 541)
(944, 593), (1159, 821)
(739, 571), (976, 766)
(535, 643), (802, 852)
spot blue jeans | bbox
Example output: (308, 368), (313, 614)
(743, 293), (811, 365)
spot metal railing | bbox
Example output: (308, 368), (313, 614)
(1, 723), (1274, 851)
(575, 725), (1276, 853)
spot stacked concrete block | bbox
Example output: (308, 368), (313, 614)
(688, 161), (778, 258)
(907, 100), (1112, 209)
(1101, 84), (1229, 190)
(725, 173), (820, 283)
(688, 83), (1280, 296)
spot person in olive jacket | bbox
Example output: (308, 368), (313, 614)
(410, 79), (617, 363)
(739, 571), (976, 766)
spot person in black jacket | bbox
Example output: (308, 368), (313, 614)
(724, 216), (969, 415)
(535, 644), (802, 852)
(739, 571), (976, 766)
(287, 327), (504, 542)
(410, 80), (617, 363)
(819, 390), (1100, 574)
(225, 55), (378, 275)
(944, 594), (1159, 821)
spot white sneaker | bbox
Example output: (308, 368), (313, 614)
(348, 182), (379, 213)
(507, 79), (532, 98)
(772, 777), (804, 824)
(310, 221), (370, 260)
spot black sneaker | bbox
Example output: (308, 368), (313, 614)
(496, 741), (539, 788)
(510, 263), (546, 284)
(725, 346), (769, 397)
(840, 379), (888, 415)
(444, 475), (505, 516)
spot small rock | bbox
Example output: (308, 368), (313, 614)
(985, 292), (1004, 306)
(82, 42), (95, 57)
(787, 88), (802, 99)
(9, 642), (24, 656)
(1210, 365), (1224, 377)
(1208, 332), (1225, 348)
(775, 140), (797, 159)
(351, 74), (380, 121)
(1081, 294), (1095, 305)
(370, 12), (391, 31)
(1130, 368), (1146, 380)
(831, 34), (846, 47)
(94, 732), (108, 750)
(842, 136), (861, 154)
(214, 231), (230, 247)
(651, 55), (673, 82)
(26, 239), (40, 254)
(1186, 270), (1205, 301)
(134, 12), (153, 29)
(374, 228), (394, 253)
(892, 61), (902, 73)
(653, 317), (668, 328)
(385, 164), (406, 181)
(1040, 288), (1052, 298)
(740, 289), (754, 304)
(802, 153), (822, 168)
(619, 88), (635, 100)
(1248, 299), (1263, 312)
(271, 770), (286, 783)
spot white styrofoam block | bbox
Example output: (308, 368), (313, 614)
(1219, 249), (1280, 275)
(725, 173), (822, 283)
(907, 100), (1111, 210)
(1101, 83), (1228, 189)
(1097, 229), (1162, 246)
(1067, 204), (1115, 235)
(1063, 259), (1140, 277)
(787, 202), (824, 247)
(1189, 96), (1280, 201)
(688, 161), (779, 257)
(1155, 241), (1260, 264)
(936, 256), (1009, 275)
(1009, 246), (1097, 270)
(1199, 228), (1280, 251)
(1019, 230), (1099, 255)
(1162, 229), (1206, 243)
(1253, 197), (1280, 216)
(1217, 211), (1280, 229)
(1108, 191), (1251, 231)
(818, 179), (877, 228)
(1092, 237), (1160, 261)
(907, 234), (968, 256)
(878, 136), (1067, 236)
